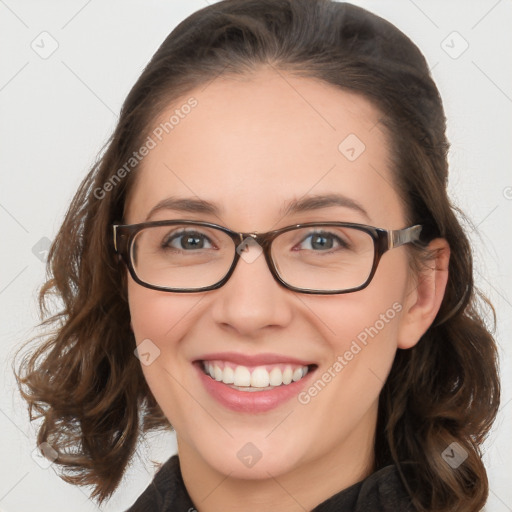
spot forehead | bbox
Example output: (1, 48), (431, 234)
(125, 67), (404, 229)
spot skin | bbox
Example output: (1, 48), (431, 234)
(125, 66), (449, 512)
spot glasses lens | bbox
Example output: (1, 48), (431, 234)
(131, 224), (235, 290)
(271, 225), (375, 292)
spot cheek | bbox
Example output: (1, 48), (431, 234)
(127, 280), (199, 342)
(127, 279), (202, 391)
(303, 254), (407, 353)
(301, 291), (403, 392)
(294, 274), (406, 454)
(127, 280), (205, 424)
(297, 252), (409, 405)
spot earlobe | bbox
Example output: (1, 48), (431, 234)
(397, 238), (450, 349)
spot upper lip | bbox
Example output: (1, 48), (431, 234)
(194, 352), (316, 367)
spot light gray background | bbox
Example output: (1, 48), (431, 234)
(1, 1), (511, 510)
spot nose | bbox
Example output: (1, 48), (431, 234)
(210, 242), (293, 336)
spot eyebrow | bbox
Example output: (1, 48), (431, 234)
(281, 194), (370, 221)
(145, 193), (370, 222)
(145, 197), (219, 221)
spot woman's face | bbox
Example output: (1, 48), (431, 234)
(125, 67), (416, 481)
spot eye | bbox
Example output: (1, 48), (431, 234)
(296, 231), (349, 252)
(162, 229), (214, 251)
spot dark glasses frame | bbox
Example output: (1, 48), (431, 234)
(113, 220), (423, 295)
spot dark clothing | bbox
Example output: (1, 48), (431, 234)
(126, 455), (415, 511)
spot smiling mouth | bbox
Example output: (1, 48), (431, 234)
(200, 360), (317, 392)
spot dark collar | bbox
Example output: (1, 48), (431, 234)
(126, 455), (414, 512)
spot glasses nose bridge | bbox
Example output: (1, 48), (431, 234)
(231, 230), (277, 278)
(238, 230), (277, 256)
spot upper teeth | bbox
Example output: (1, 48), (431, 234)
(203, 361), (309, 388)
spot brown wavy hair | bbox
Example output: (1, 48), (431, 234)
(15, 1), (500, 510)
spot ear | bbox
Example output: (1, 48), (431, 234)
(397, 238), (450, 349)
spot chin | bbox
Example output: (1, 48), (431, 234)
(182, 428), (309, 480)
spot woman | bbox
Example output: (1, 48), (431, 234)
(16, 1), (500, 511)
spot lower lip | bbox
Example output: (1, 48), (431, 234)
(195, 363), (316, 413)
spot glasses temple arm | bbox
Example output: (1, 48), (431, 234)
(113, 225), (119, 252)
(389, 225), (423, 249)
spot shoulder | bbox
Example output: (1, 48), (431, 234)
(125, 455), (196, 512)
(313, 463), (416, 512)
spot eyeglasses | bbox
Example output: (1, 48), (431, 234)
(113, 220), (422, 295)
